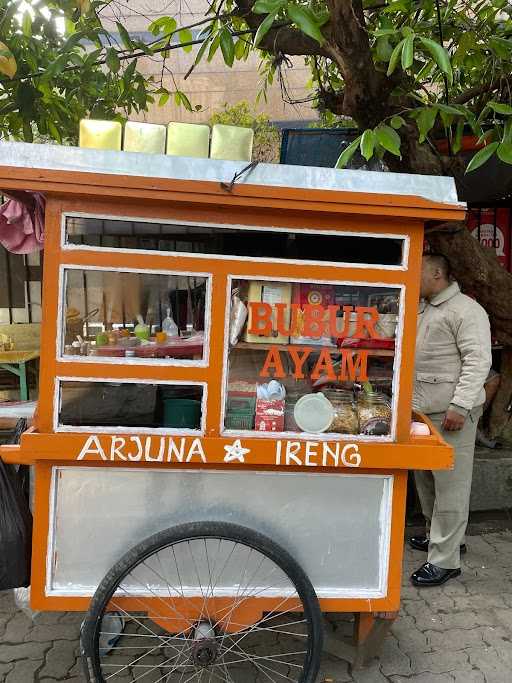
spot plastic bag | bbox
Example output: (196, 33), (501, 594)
(229, 289), (248, 346)
(0, 421), (32, 590)
(13, 586), (39, 619)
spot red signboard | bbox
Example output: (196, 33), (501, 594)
(467, 208), (511, 271)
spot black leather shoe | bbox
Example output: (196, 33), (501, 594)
(411, 562), (461, 587)
(409, 536), (467, 554)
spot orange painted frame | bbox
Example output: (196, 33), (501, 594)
(36, 196), (422, 442)
(0, 167), (461, 613)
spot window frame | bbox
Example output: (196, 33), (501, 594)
(61, 211), (410, 271)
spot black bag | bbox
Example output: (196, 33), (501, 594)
(0, 419), (32, 590)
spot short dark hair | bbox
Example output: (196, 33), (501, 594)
(424, 253), (451, 279)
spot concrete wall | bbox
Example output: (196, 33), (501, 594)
(100, 0), (316, 124)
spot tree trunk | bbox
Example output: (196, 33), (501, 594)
(489, 348), (512, 440)
(426, 223), (512, 346)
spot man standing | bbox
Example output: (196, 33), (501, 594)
(410, 254), (492, 587)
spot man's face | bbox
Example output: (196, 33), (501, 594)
(420, 258), (436, 299)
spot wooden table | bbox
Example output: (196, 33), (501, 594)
(0, 349), (40, 401)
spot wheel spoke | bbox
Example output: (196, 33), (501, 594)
(84, 524), (320, 683)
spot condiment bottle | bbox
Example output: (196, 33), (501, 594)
(162, 308), (178, 338)
(95, 331), (108, 347)
(134, 315), (150, 340)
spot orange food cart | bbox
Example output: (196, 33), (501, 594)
(0, 141), (462, 682)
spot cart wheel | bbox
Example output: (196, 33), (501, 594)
(81, 521), (323, 682)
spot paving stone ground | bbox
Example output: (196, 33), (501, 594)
(2, 531), (512, 682)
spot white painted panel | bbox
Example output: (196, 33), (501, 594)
(48, 467), (393, 599)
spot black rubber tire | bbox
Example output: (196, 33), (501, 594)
(81, 521), (323, 683)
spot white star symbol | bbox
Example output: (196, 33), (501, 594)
(223, 439), (251, 463)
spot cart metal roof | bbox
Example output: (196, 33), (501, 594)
(0, 141), (465, 221)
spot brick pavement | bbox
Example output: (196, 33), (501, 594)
(2, 531), (512, 682)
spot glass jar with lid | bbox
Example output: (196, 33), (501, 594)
(323, 388), (358, 434)
(284, 386), (304, 431)
(357, 392), (392, 436)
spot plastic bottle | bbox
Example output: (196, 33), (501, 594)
(162, 308), (178, 338)
(134, 315), (150, 341)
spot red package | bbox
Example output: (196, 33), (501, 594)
(255, 399), (285, 432)
(293, 283), (335, 307)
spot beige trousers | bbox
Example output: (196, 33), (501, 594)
(414, 406), (482, 569)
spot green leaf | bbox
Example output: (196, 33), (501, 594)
(234, 39), (247, 60)
(390, 115), (405, 129)
(497, 142), (512, 164)
(175, 90), (192, 111)
(401, 35), (414, 69)
(47, 120), (62, 144)
(437, 103), (465, 116)
(335, 136), (362, 169)
(123, 59), (137, 85)
(453, 118), (464, 154)
(360, 129), (376, 161)
(148, 17), (176, 36)
(208, 31), (222, 60)
(61, 31), (85, 54)
(504, 119), (512, 144)
(84, 48), (103, 69)
(253, 0), (285, 14)
(159, 92), (169, 106)
(488, 101), (512, 115)
(286, 5), (324, 45)
(194, 36), (211, 65)
(116, 22), (133, 50)
(375, 36), (393, 62)
(220, 28), (235, 66)
(254, 13), (275, 47)
(22, 12), (32, 38)
(416, 107), (438, 143)
(490, 36), (512, 58)
(23, 121), (33, 143)
(179, 29), (193, 52)
(466, 142), (499, 173)
(419, 37), (453, 85)
(106, 48), (121, 73)
(376, 124), (402, 156)
(387, 38), (405, 76)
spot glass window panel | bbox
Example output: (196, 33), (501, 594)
(225, 279), (401, 439)
(59, 381), (203, 430)
(65, 216), (404, 266)
(61, 268), (207, 362)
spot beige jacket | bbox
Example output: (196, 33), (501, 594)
(413, 281), (492, 416)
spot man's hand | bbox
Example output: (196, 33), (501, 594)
(442, 409), (466, 431)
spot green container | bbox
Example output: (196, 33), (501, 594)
(163, 398), (201, 429)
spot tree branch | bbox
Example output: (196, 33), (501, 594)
(454, 74), (512, 105)
(234, 0), (329, 56)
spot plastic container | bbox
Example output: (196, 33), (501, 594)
(163, 398), (201, 429)
(134, 315), (150, 341)
(225, 412), (254, 430)
(162, 308), (179, 337)
(284, 389), (302, 431)
(293, 393), (334, 433)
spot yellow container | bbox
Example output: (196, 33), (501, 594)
(124, 122), (166, 154)
(166, 122), (210, 158)
(79, 120), (122, 151)
(210, 124), (254, 162)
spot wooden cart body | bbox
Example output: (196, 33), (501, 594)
(0, 142), (463, 630)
